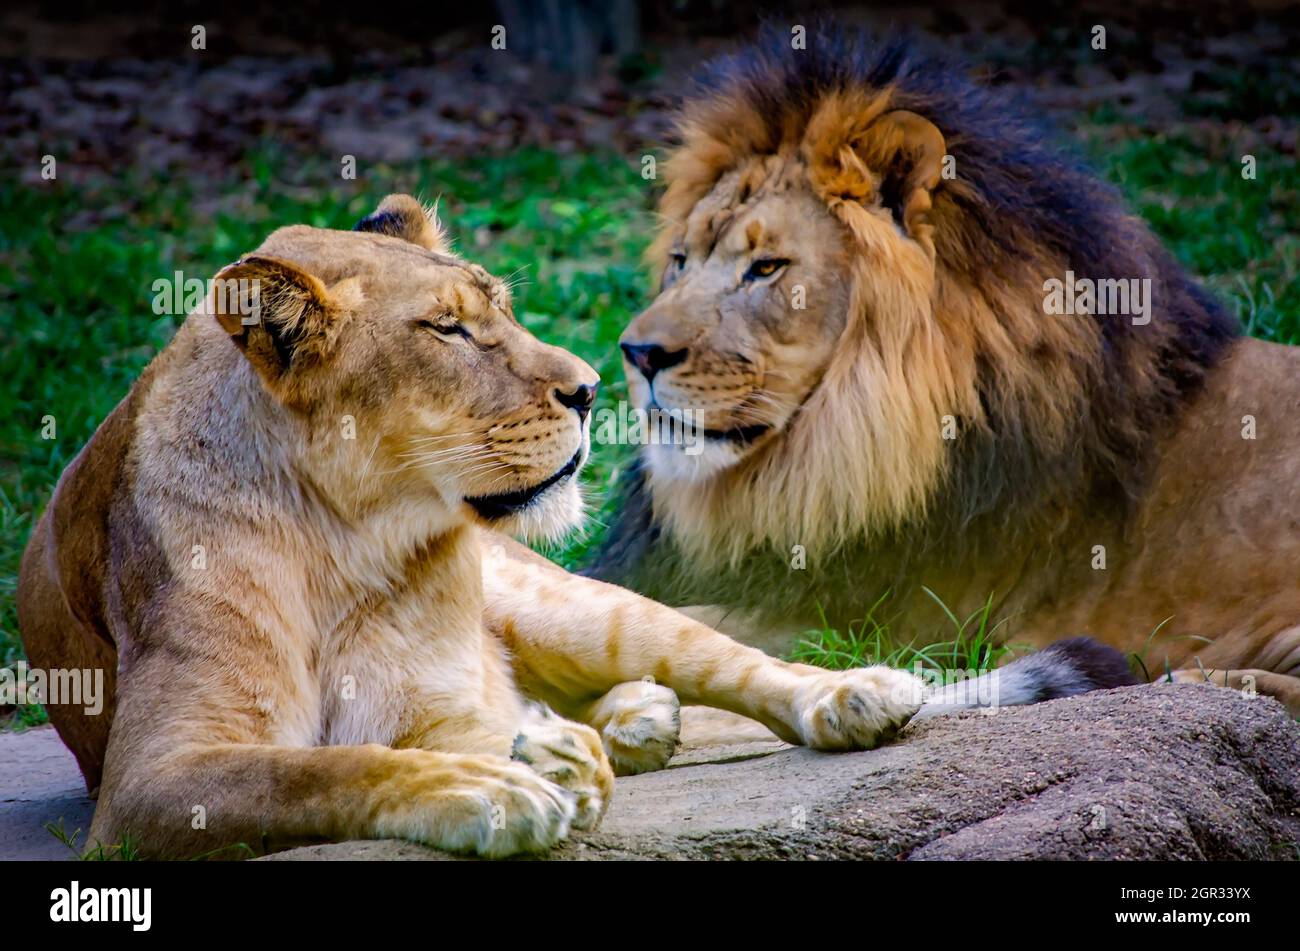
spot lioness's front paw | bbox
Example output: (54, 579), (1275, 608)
(793, 666), (923, 750)
(587, 681), (682, 775)
(390, 757), (577, 858)
(512, 710), (614, 830)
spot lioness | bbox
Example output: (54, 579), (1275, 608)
(17, 195), (934, 858)
(590, 28), (1300, 715)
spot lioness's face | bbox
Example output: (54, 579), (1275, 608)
(215, 197), (598, 540)
(620, 169), (853, 480)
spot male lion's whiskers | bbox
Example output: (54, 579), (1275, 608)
(744, 388), (793, 409)
(747, 389), (797, 419)
(729, 405), (772, 422)
(733, 388), (794, 425)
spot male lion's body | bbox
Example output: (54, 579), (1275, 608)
(18, 195), (923, 858)
(592, 29), (1300, 714)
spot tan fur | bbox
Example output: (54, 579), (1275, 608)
(17, 195), (922, 859)
(617, 84), (1300, 716)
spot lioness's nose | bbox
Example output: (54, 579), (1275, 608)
(555, 382), (597, 421)
(620, 342), (688, 383)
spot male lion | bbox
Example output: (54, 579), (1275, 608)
(591, 28), (1300, 716)
(17, 195), (927, 859)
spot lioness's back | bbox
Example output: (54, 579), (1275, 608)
(16, 365), (161, 791)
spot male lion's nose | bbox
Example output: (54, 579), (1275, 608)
(555, 382), (597, 421)
(620, 342), (688, 384)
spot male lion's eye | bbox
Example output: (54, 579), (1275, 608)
(745, 258), (789, 281)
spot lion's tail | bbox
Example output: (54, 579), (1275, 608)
(913, 637), (1138, 720)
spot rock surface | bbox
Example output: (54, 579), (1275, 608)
(4, 684), (1298, 861)
(0, 725), (96, 861)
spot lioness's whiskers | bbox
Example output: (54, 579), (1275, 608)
(468, 469), (522, 493)
(373, 442), (498, 478)
(404, 432), (485, 447)
(460, 461), (516, 480)
(396, 446), (489, 463)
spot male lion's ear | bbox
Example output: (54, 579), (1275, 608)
(857, 110), (946, 239)
(353, 193), (450, 253)
(209, 254), (335, 381)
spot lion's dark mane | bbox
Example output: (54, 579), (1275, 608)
(586, 26), (1238, 629)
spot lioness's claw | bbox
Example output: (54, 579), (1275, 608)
(511, 711), (614, 830)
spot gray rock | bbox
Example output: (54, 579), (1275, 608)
(267, 685), (1300, 861)
(4, 684), (1298, 861)
(0, 726), (95, 861)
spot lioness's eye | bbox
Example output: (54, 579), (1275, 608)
(415, 318), (471, 341)
(670, 252), (687, 269)
(744, 258), (789, 281)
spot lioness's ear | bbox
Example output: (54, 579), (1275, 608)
(857, 110), (945, 238)
(353, 193), (450, 253)
(210, 255), (335, 381)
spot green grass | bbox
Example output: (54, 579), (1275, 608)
(1082, 117), (1300, 343)
(791, 588), (1023, 675)
(45, 814), (262, 859)
(1, 118), (1297, 698)
(44, 818), (144, 860)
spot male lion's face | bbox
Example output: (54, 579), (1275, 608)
(620, 168), (853, 480)
(213, 195), (598, 541)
